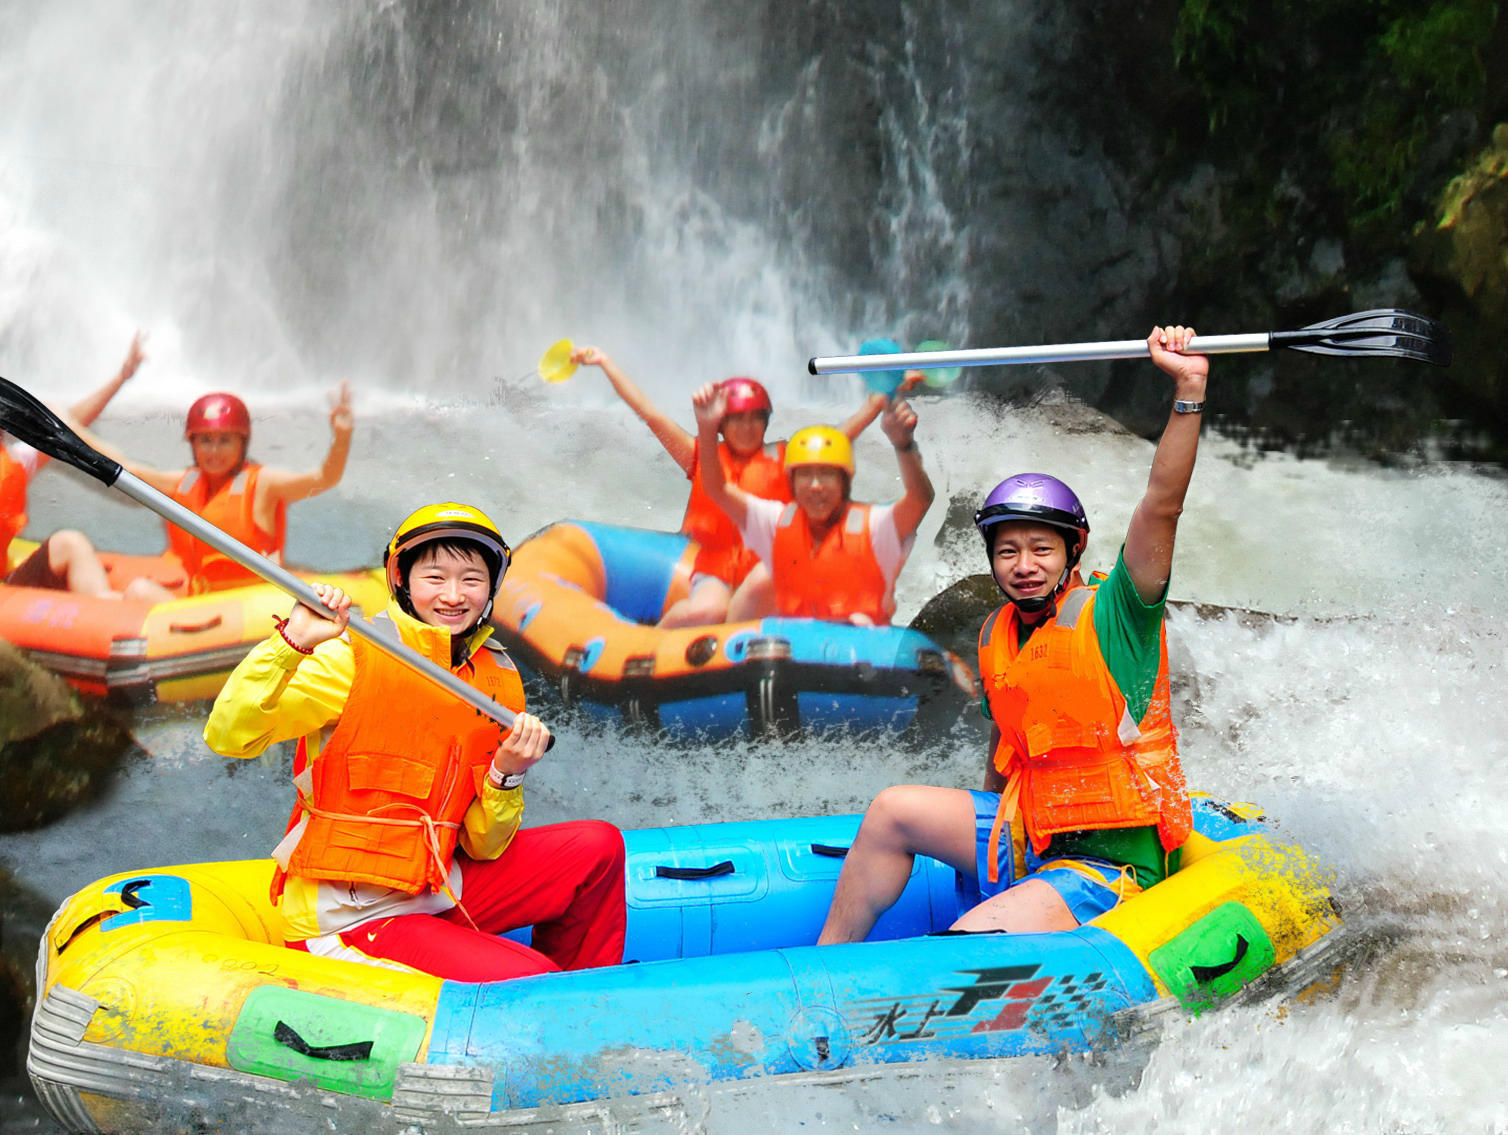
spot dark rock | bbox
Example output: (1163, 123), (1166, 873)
(1411, 122), (1508, 447)
(0, 641), (138, 834)
(0, 865), (53, 1080)
(909, 573), (999, 663)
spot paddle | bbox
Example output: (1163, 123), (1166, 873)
(0, 375), (536, 738)
(808, 309), (1451, 376)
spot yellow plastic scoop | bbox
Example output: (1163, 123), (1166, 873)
(538, 338), (578, 383)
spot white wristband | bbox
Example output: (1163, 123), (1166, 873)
(488, 767), (526, 790)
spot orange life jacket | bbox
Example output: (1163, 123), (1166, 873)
(276, 619), (526, 898)
(683, 440), (788, 585)
(770, 501), (892, 624)
(977, 580), (1191, 872)
(165, 462), (286, 592)
(0, 446), (30, 572)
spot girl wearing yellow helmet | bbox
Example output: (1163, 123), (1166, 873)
(204, 502), (626, 982)
(690, 382), (935, 627)
(568, 345), (891, 627)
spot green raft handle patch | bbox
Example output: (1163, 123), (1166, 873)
(1189, 934), (1249, 984)
(273, 1020), (374, 1063)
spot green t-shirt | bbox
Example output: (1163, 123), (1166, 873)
(980, 548), (1176, 888)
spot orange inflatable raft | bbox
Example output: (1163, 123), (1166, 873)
(0, 539), (387, 704)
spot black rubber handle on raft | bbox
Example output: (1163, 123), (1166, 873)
(654, 860), (735, 880)
(1190, 934), (1250, 983)
(810, 844), (850, 858)
(273, 1021), (374, 1062)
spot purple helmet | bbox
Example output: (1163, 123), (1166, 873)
(973, 474), (1089, 555)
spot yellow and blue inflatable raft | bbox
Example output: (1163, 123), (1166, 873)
(28, 797), (1344, 1133)
(491, 519), (977, 738)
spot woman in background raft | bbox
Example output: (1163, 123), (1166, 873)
(1, 332), (158, 598)
(569, 345), (889, 627)
(818, 325), (1207, 942)
(82, 367), (353, 594)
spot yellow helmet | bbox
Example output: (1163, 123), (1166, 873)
(784, 425), (854, 477)
(384, 502), (513, 606)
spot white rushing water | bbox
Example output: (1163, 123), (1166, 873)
(4, 3), (1508, 1132)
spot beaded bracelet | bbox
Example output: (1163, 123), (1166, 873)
(272, 616), (315, 656)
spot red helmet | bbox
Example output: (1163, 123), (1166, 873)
(718, 377), (772, 418)
(184, 393), (251, 439)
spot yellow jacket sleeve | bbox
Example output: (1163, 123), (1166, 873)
(203, 631), (354, 758)
(460, 782), (525, 860)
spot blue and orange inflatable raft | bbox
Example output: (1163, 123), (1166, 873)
(27, 796), (1345, 1132)
(490, 520), (977, 738)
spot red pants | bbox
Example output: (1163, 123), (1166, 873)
(333, 820), (625, 982)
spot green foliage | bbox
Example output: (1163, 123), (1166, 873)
(1173, 0), (1499, 233)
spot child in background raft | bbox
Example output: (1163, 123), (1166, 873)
(81, 361), (353, 595)
(569, 345), (890, 627)
(817, 325), (1207, 943)
(690, 382), (934, 627)
(1, 332), (160, 599)
(204, 502), (626, 981)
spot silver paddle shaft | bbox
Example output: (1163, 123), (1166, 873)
(808, 333), (1270, 375)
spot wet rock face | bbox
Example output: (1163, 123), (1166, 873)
(1412, 122), (1508, 430)
(908, 572), (1000, 663)
(0, 864), (52, 1081)
(0, 642), (137, 834)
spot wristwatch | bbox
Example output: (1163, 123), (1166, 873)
(489, 769), (527, 790)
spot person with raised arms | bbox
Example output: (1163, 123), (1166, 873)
(690, 381), (934, 627)
(78, 354), (354, 595)
(569, 345), (891, 627)
(203, 502), (626, 981)
(1, 332), (160, 599)
(817, 325), (1208, 942)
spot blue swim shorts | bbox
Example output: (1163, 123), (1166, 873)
(965, 790), (1140, 924)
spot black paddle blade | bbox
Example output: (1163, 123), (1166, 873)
(1270, 309), (1451, 366)
(0, 375), (123, 485)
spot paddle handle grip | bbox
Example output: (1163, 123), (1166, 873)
(113, 472), (527, 736)
(807, 333), (1270, 376)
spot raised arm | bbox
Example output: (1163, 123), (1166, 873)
(880, 397), (934, 540)
(1122, 325), (1209, 604)
(69, 331), (147, 427)
(67, 418), (185, 495)
(692, 382), (751, 530)
(258, 381), (354, 505)
(572, 345), (695, 472)
(838, 391), (888, 440)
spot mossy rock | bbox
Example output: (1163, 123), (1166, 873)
(0, 640), (137, 833)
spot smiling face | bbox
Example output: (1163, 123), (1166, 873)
(790, 465), (848, 527)
(989, 522), (1070, 608)
(404, 544), (494, 633)
(189, 430), (248, 478)
(720, 410), (768, 456)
